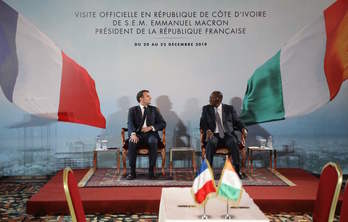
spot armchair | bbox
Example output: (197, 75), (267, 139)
(121, 128), (166, 176)
(200, 129), (247, 173)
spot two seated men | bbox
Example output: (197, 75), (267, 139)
(125, 90), (247, 180)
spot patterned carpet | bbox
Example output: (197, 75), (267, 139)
(0, 176), (340, 221)
(0, 177), (158, 221)
(82, 168), (294, 187)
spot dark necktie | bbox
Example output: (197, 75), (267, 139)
(142, 106), (148, 126)
(215, 108), (224, 138)
(143, 107), (149, 126)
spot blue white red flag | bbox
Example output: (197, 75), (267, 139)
(0, 0), (106, 128)
(191, 159), (216, 204)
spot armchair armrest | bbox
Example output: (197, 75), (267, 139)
(162, 128), (166, 147)
(199, 129), (205, 148)
(121, 128), (128, 146)
(199, 129), (206, 159)
(240, 129), (247, 149)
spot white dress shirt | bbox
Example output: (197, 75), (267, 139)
(214, 103), (224, 133)
(131, 104), (154, 136)
(139, 104), (155, 131)
(139, 104), (148, 128)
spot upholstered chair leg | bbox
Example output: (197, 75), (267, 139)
(240, 148), (247, 174)
(161, 149), (166, 176)
(122, 149), (127, 176)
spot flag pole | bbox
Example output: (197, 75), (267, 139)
(202, 201), (208, 219)
(225, 200), (231, 219)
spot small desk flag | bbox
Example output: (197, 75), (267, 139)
(191, 159), (216, 204)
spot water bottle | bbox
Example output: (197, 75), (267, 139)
(101, 139), (108, 150)
(96, 135), (101, 150)
(267, 136), (273, 148)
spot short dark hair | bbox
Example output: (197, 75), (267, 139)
(211, 91), (223, 101)
(136, 90), (149, 102)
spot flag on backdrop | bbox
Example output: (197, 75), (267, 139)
(0, 0), (106, 128)
(217, 157), (243, 202)
(191, 159), (216, 204)
(240, 0), (348, 125)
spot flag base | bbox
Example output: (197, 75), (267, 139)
(201, 214), (209, 220)
(225, 214), (232, 219)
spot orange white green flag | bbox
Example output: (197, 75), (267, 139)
(241, 0), (348, 125)
(217, 157), (243, 202)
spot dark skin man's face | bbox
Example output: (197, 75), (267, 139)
(209, 93), (222, 107)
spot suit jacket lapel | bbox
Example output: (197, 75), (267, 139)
(209, 105), (215, 122)
(207, 105), (216, 132)
(146, 107), (152, 125)
(222, 104), (226, 127)
(136, 106), (142, 125)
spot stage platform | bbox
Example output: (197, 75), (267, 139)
(26, 168), (337, 216)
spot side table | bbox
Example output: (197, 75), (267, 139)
(247, 146), (277, 174)
(169, 147), (197, 176)
(93, 148), (120, 174)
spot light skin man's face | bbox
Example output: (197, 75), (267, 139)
(140, 92), (151, 106)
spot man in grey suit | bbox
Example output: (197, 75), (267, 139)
(200, 91), (247, 178)
(127, 90), (166, 180)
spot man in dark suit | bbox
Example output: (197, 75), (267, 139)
(126, 90), (166, 180)
(200, 91), (247, 178)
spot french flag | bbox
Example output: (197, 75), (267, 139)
(191, 159), (216, 204)
(0, 1), (106, 128)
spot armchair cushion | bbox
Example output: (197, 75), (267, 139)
(201, 142), (245, 151)
(122, 138), (165, 150)
(200, 128), (245, 152)
(121, 128), (166, 151)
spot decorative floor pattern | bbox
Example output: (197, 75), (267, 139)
(264, 212), (339, 222)
(83, 168), (293, 187)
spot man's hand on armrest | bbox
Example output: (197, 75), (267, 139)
(206, 130), (214, 141)
(130, 133), (139, 143)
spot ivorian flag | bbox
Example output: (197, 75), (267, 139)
(240, 0), (348, 125)
(217, 157), (243, 202)
(191, 159), (216, 204)
(0, 0), (106, 128)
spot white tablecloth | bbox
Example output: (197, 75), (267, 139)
(159, 187), (269, 222)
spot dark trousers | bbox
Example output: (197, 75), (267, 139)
(128, 132), (158, 175)
(205, 133), (240, 173)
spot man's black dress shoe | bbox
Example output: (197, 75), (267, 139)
(126, 174), (136, 180)
(238, 172), (247, 180)
(148, 172), (157, 180)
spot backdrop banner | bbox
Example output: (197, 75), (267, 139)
(0, 0), (347, 176)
